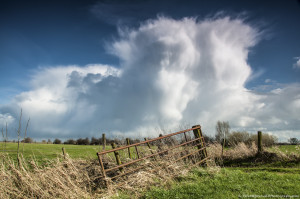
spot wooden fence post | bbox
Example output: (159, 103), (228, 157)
(102, 133), (106, 150)
(111, 142), (123, 171)
(62, 147), (66, 159)
(258, 131), (263, 154)
(192, 125), (207, 160)
(144, 138), (157, 160)
(126, 138), (132, 159)
(134, 145), (140, 159)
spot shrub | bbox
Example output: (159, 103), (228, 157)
(53, 138), (62, 144)
(23, 137), (34, 143)
(288, 138), (299, 145)
(250, 133), (278, 147)
(90, 137), (101, 145)
(76, 137), (90, 145)
(228, 131), (251, 146)
(64, 139), (76, 145)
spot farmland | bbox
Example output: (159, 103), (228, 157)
(1, 141), (299, 198)
(1, 142), (104, 162)
(139, 168), (300, 199)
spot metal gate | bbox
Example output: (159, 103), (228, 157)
(97, 125), (209, 185)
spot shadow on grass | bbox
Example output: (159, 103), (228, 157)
(222, 151), (300, 168)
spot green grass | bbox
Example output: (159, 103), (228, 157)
(1, 142), (299, 198)
(0, 142), (149, 166)
(140, 168), (300, 199)
(268, 145), (299, 154)
(0, 142), (108, 165)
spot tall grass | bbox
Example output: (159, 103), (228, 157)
(1, 142), (299, 198)
(0, 154), (102, 198)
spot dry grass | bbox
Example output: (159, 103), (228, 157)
(0, 147), (207, 199)
(2, 142), (297, 199)
(0, 154), (103, 199)
(224, 142), (257, 159)
(207, 142), (300, 164)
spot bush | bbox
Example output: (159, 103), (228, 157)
(23, 137), (34, 143)
(203, 135), (215, 143)
(250, 133), (278, 147)
(76, 137), (90, 145)
(228, 131), (251, 146)
(288, 138), (299, 145)
(64, 139), (76, 145)
(90, 137), (101, 145)
(53, 138), (62, 144)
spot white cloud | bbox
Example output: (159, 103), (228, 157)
(293, 57), (300, 69)
(265, 79), (271, 83)
(0, 113), (14, 127)
(0, 16), (299, 141)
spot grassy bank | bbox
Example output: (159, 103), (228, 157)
(138, 168), (300, 199)
(0, 142), (106, 166)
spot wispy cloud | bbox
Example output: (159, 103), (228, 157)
(293, 57), (300, 69)
(0, 16), (299, 140)
(90, 1), (153, 26)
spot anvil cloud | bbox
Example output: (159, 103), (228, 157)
(1, 17), (299, 140)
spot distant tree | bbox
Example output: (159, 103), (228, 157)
(53, 138), (62, 144)
(215, 121), (230, 156)
(64, 139), (76, 145)
(114, 138), (122, 145)
(76, 138), (83, 145)
(250, 133), (277, 147)
(288, 138), (299, 145)
(84, 137), (90, 145)
(90, 137), (101, 145)
(41, 140), (47, 144)
(228, 131), (251, 146)
(23, 137), (33, 143)
(77, 137), (90, 145)
(215, 121), (230, 143)
(203, 135), (215, 144)
(47, 139), (52, 144)
(131, 139), (141, 144)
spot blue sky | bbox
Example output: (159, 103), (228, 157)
(0, 0), (300, 141)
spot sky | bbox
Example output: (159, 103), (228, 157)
(0, 0), (300, 141)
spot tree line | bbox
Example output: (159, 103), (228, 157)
(50, 137), (143, 145)
(12, 121), (299, 146)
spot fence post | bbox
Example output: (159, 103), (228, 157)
(97, 153), (109, 188)
(192, 125), (207, 160)
(111, 142), (123, 171)
(184, 132), (189, 143)
(62, 147), (66, 159)
(257, 131), (263, 154)
(199, 127), (208, 158)
(126, 138), (132, 159)
(134, 145), (140, 159)
(158, 134), (166, 156)
(102, 133), (106, 150)
(144, 138), (157, 160)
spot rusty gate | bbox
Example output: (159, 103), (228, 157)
(96, 125), (209, 184)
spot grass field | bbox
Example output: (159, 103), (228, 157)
(0, 142), (154, 165)
(268, 145), (300, 154)
(0, 142), (105, 165)
(137, 168), (300, 199)
(1, 142), (299, 198)
(115, 144), (300, 199)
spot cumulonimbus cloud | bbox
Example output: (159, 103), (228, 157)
(0, 16), (299, 140)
